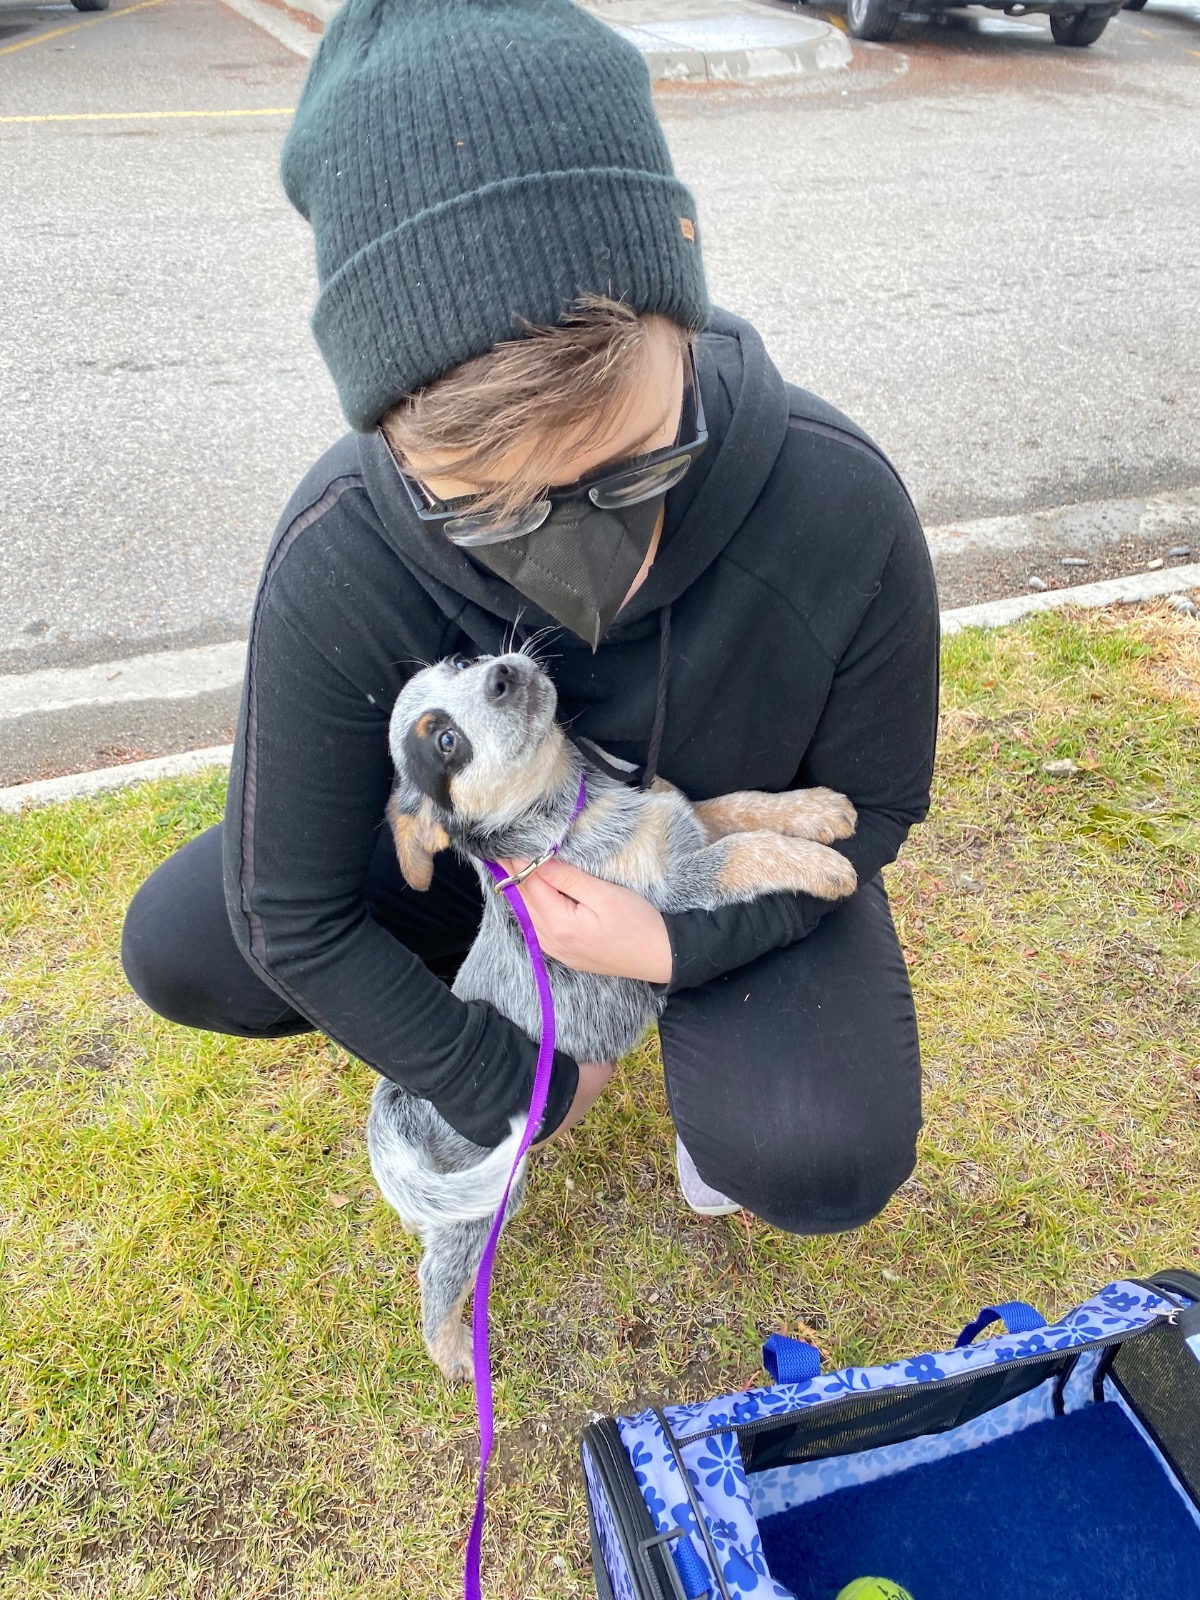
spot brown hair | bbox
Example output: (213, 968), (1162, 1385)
(380, 294), (692, 518)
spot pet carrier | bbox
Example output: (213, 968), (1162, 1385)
(581, 1270), (1200, 1600)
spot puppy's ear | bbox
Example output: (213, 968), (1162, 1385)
(387, 794), (450, 891)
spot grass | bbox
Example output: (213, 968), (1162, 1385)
(2, 602), (1198, 1599)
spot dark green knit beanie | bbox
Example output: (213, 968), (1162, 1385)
(281, 0), (709, 431)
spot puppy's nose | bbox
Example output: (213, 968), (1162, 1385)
(484, 660), (518, 702)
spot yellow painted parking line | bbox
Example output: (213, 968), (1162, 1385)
(0, 107), (295, 123)
(826, 11), (849, 30)
(1134, 21), (1200, 57)
(0, 0), (168, 59)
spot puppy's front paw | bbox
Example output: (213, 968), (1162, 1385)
(715, 835), (858, 903)
(779, 787), (858, 843)
(809, 844), (858, 901)
(428, 1319), (474, 1385)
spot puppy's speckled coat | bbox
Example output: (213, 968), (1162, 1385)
(368, 650), (857, 1380)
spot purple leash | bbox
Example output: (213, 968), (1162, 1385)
(466, 773), (587, 1600)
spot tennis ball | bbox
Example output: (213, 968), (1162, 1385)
(835, 1581), (915, 1600)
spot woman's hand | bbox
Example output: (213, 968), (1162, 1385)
(496, 856), (673, 985)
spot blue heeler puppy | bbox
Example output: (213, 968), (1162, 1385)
(368, 649), (857, 1380)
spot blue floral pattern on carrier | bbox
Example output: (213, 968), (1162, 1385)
(583, 1443), (640, 1600)
(602, 1281), (1175, 1600)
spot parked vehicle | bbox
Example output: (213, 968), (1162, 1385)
(70, 0), (111, 9)
(845, 0), (1120, 45)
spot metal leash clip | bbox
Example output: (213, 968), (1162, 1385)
(490, 847), (558, 893)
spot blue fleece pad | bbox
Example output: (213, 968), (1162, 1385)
(757, 1402), (1200, 1600)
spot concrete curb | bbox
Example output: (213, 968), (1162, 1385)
(939, 562), (1200, 636)
(0, 746), (235, 813)
(268, 0), (851, 82)
(221, 0), (320, 57)
(602, 8), (851, 83)
(0, 642), (246, 721)
(3, 566), (1195, 813)
(271, 0), (339, 24)
(7, 488), (1193, 786)
(926, 487), (1200, 566)
(0, 641), (246, 790)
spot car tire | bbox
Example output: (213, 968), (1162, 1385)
(70, 0), (112, 9)
(847, 0), (898, 39)
(1049, 7), (1113, 41)
(1122, 0), (1147, 8)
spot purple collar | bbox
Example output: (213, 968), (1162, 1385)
(486, 772), (589, 894)
(464, 770), (586, 1600)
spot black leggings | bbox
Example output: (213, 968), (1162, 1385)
(121, 824), (922, 1234)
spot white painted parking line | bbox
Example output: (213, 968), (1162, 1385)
(926, 487), (1200, 563)
(0, 641), (246, 723)
(0, 108), (295, 124)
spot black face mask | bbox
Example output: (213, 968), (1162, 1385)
(469, 491), (663, 651)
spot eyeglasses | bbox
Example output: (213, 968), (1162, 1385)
(381, 343), (708, 548)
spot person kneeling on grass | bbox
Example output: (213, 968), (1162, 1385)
(121, 0), (938, 1229)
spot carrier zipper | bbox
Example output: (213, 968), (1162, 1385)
(1142, 1269), (1200, 1304)
(673, 1308), (1178, 1449)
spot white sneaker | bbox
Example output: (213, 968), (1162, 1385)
(675, 1135), (742, 1217)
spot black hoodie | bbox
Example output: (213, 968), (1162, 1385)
(223, 310), (939, 1147)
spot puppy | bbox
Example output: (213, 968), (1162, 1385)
(367, 650), (857, 1381)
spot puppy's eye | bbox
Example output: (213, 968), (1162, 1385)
(437, 729), (457, 755)
(449, 653), (473, 671)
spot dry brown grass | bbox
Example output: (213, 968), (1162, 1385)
(1, 602), (1197, 1598)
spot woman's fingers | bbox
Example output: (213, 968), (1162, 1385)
(494, 855), (671, 982)
(527, 855), (592, 901)
(496, 855), (592, 905)
(517, 868), (594, 932)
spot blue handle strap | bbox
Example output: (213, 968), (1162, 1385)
(639, 1526), (712, 1600)
(762, 1333), (822, 1384)
(955, 1299), (1046, 1348)
(673, 1536), (712, 1598)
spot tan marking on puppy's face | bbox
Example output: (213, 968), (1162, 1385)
(601, 799), (674, 895)
(388, 794), (450, 891)
(715, 832), (857, 902)
(448, 721), (571, 828)
(388, 653), (560, 825)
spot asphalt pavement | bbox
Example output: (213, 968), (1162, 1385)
(1, 0), (339, 684)
(668, 0), (1200, 530)
(1, 0), (1198, 782)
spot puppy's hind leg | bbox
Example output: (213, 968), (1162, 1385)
(420, 1162), (528, 1384)
(420, 1218), (491, 1384)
